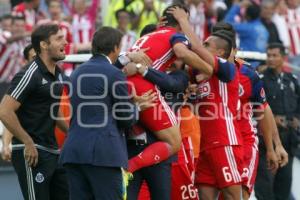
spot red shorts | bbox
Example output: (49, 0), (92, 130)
(195, 145), (245, 189)
(128, 75), (177, 132)
(172, 137), (199, 200)
(242, 141), (259, 194)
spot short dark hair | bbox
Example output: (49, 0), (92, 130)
(12, 15), (25, 24)
(140, 24), (157, 37)
(211, 30), (233, 59)
(267, 43), (286, 56)
(246, 3), (260, 21)
(23, 44), (34, 61)
(31, 24), (60, 54)
(115, 8), (129, 20)
(212, 22), (236, 48)
(162, 4), (189, 27)
(0, 14), (12, 21)
(92, 26), (123, 56)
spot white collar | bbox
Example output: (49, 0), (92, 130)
(101, 54), (112, 64)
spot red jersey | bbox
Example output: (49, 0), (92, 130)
(0, 30), (27, 82)
(127, 27), (190, 132)
(196, 58), (243, 151)
(237, 61), (267, 146)
(70, 0), (99, 45)
(12, 3), (45, 31)
(131, 27), (190, 72)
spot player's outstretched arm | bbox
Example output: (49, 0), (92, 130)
(167, 7), (215, 67)
(173, 43), (213, 77)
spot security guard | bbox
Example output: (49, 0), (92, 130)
(255, 43), (300, 200)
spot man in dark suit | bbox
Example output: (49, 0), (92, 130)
(60, 27), (152, 200)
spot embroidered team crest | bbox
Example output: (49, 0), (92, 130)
(198, 82), (211, 98)
(35, 172), (44, 183)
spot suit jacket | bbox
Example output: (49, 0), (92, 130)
(60, 55), (138, 168)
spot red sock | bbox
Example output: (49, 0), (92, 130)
(128, 142), (172, 173)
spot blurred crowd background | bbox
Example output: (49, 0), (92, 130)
(0, 0), (300, 79)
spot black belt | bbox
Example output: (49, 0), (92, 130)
(127, 139), (147, 146)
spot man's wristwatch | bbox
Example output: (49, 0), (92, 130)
(136, 63), (142, 70)
(136, 63), (148, 76)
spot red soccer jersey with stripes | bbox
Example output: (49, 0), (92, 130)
(237, 61), (267, 146)
(131, 27), (185, 71)
(0, 31), (26, 82)
(127, 27), (190, 132)
(285, 8), (300, 56)
(12, 3), (45, 32)
(196, 58), (243, 151)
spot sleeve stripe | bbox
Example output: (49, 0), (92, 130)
(11, 62), (38, 100)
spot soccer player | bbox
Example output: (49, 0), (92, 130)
(194, 30), (244, 200)
(211, 22), (288, 199)
(168, 8), (244, 199)
(120, 4), (215, 173)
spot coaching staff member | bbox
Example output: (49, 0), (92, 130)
(60, 27), (151, 200)
(0, 24), (69, 200)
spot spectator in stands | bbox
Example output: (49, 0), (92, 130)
(65, 0), (99, 53)
(128, 0), (166, 35)
(103, 0), (134, 28)
(186, 0), (207, 42)
(224, 0), (269, 53)
(260, 0), (282, 44)
(0, 14), (12, 33)
(272, 0), (289, 50)
(0, 16), (29, 85)
(12, 0), (45, 32)
(285, 0), (300, 68)
(23, 43), (36, 63)
(115, 8), (137, 53)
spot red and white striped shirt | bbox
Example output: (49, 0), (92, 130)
(120, 30), (137, 53)
(0, 31), (27, 82)
(285, 8), (300, 56)
(189, 3), (206, 42)
(70, 0), (99, 45)
(12, 3), (45, 32)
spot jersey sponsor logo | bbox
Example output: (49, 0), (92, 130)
(198, 82), (210, 98)
(35, 172), (44, 183)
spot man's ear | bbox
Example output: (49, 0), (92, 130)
(40, 41), (48, 51)
(217, 49), (225, 58)
(114, 44), (121, 54)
